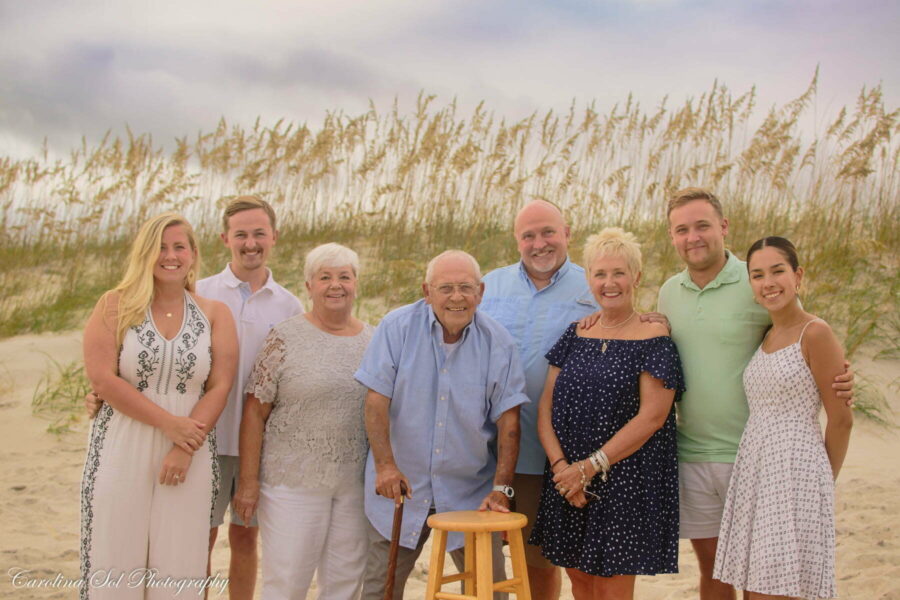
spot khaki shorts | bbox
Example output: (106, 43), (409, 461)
(678, 461), (734, 539)
(211, 455), (259, 528)
(512, 473), (555, 569)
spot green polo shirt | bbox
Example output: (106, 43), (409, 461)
(657, 251), (770, 463)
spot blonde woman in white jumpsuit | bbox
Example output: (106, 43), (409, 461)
(81, 212), (237, 599)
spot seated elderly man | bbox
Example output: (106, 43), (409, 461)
(356, 249), (529, 600)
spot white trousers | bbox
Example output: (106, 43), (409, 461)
(259, 481), (367, 600)
(80, 405), (215, 600)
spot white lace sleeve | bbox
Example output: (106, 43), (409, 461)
(245, 328), (287, 404)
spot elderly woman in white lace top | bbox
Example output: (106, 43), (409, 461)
(234, 243), (373, 600)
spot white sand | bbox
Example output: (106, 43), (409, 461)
(0, 331), (897, 599)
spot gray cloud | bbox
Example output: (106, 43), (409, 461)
(0, 0), (896, 157)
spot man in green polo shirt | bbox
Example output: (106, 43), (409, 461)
(657, 187), (854, 600)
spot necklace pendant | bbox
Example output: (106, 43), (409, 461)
(165, 312), (173, 318)
(601, 341), (608, 353)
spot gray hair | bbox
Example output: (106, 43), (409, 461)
(304, 243), (360, 282)
(424, 250), (482, 284)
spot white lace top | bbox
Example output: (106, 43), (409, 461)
(245, 315), (374, 490)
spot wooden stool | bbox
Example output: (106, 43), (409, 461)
(424, 510), (532, 600)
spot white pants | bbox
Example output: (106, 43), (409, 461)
(259, 481), (367, 600)
(81, 404), (215, 600)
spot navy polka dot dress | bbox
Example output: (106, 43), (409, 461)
(529, 324), (684, 577)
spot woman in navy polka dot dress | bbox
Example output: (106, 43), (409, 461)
(530, 228), (684, 599)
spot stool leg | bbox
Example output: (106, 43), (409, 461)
(425, 529), (448, 600)
(507, 528), (532, 600)
(475, 532), (493, 600)
(464, 532), (476, 596)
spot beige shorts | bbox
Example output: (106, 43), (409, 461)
(512, 473), (556, 569)
(678, 461), (734, 539)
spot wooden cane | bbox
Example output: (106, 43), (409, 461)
(383, 483), (407, 600)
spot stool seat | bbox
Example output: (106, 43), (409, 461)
(427, 510), (527, 533)
(425, 510), (532, 600)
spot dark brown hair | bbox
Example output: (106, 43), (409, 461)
(746, 236), (800, 271)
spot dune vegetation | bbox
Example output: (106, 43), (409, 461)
(2, 71), (897, 423)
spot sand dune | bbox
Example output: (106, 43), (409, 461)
(0, 331), (897, 599)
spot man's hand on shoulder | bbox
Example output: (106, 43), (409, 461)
(639, 312), (670, 333)
(577, 311), (601, 330)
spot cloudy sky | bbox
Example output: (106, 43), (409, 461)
(1, 0), (897, 157)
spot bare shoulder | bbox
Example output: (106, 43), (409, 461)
(635, 319), (670, 340)
(98, 289), (120, 310)
(91, 290), (120, 322)
(192, 294), (230, 322)
(801, 318), (840, 350)
(801, 317), (843, 363)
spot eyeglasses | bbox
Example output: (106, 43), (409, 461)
(430, 283), (479, 297)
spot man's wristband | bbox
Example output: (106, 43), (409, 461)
(492, 485), (514, 498)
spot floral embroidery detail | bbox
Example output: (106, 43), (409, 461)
(208, 429), (220, 526)
(80, 403), (114, 600)
(173, 300), (207, 395)
(133, 325), (160, 393)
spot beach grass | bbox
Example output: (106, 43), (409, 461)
(4, 72), (897, 424)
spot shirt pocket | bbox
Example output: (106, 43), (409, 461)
(717, 311), (768, 346)
(480, 297), (525, 339)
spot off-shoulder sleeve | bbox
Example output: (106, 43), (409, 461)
(642, 336), (686, 400)
(245, 328), (287, 405)
(545, 322), (579, 368)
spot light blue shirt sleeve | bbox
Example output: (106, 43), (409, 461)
(354, 312), (402, 399)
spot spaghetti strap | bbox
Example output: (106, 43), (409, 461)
(798, 318), (823, 343)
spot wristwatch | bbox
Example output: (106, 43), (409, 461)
(492, 485), (515, 498)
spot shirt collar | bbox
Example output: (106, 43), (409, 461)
(219, 263), (275, 293)
(677, 250), (742, 292)
(517, 257), (572, 291)
(426, 302), (474, 344)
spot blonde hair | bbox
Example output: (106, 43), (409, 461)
(112, 212), (200, 345)
(667, 187), (724, 219)
(582, 227), (642, 277)
(304, 243), (360, 282)
(221, 195), (277, 232)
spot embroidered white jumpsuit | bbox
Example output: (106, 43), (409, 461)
(80, 291), (218, 599)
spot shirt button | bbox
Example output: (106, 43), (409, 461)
(440, 396), (446, 401)
(435, 448), (441, 454)
(441, 369), (448, 374)
(437, 422), (443, 427)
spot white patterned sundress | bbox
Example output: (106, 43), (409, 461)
(714, 319), (836, 599)
(80, 290), (218, 599)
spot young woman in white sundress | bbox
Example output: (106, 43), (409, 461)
(713, 236), (853, 600)
(80, 212), (237, 599)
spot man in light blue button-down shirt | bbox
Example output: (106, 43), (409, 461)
(356, 250), (529, 600)
(480, 200), (598, 600)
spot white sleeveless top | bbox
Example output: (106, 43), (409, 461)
(119, 290), (212, 400)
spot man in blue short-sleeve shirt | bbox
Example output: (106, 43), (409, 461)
(480, 200), (597, 600)
(356, 250), (529, 600)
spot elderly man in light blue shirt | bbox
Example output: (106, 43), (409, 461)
(356, 250), (529, 600)
(480, 200), (597, 600)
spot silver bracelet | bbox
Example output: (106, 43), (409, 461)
(590, 448), (610, 482)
